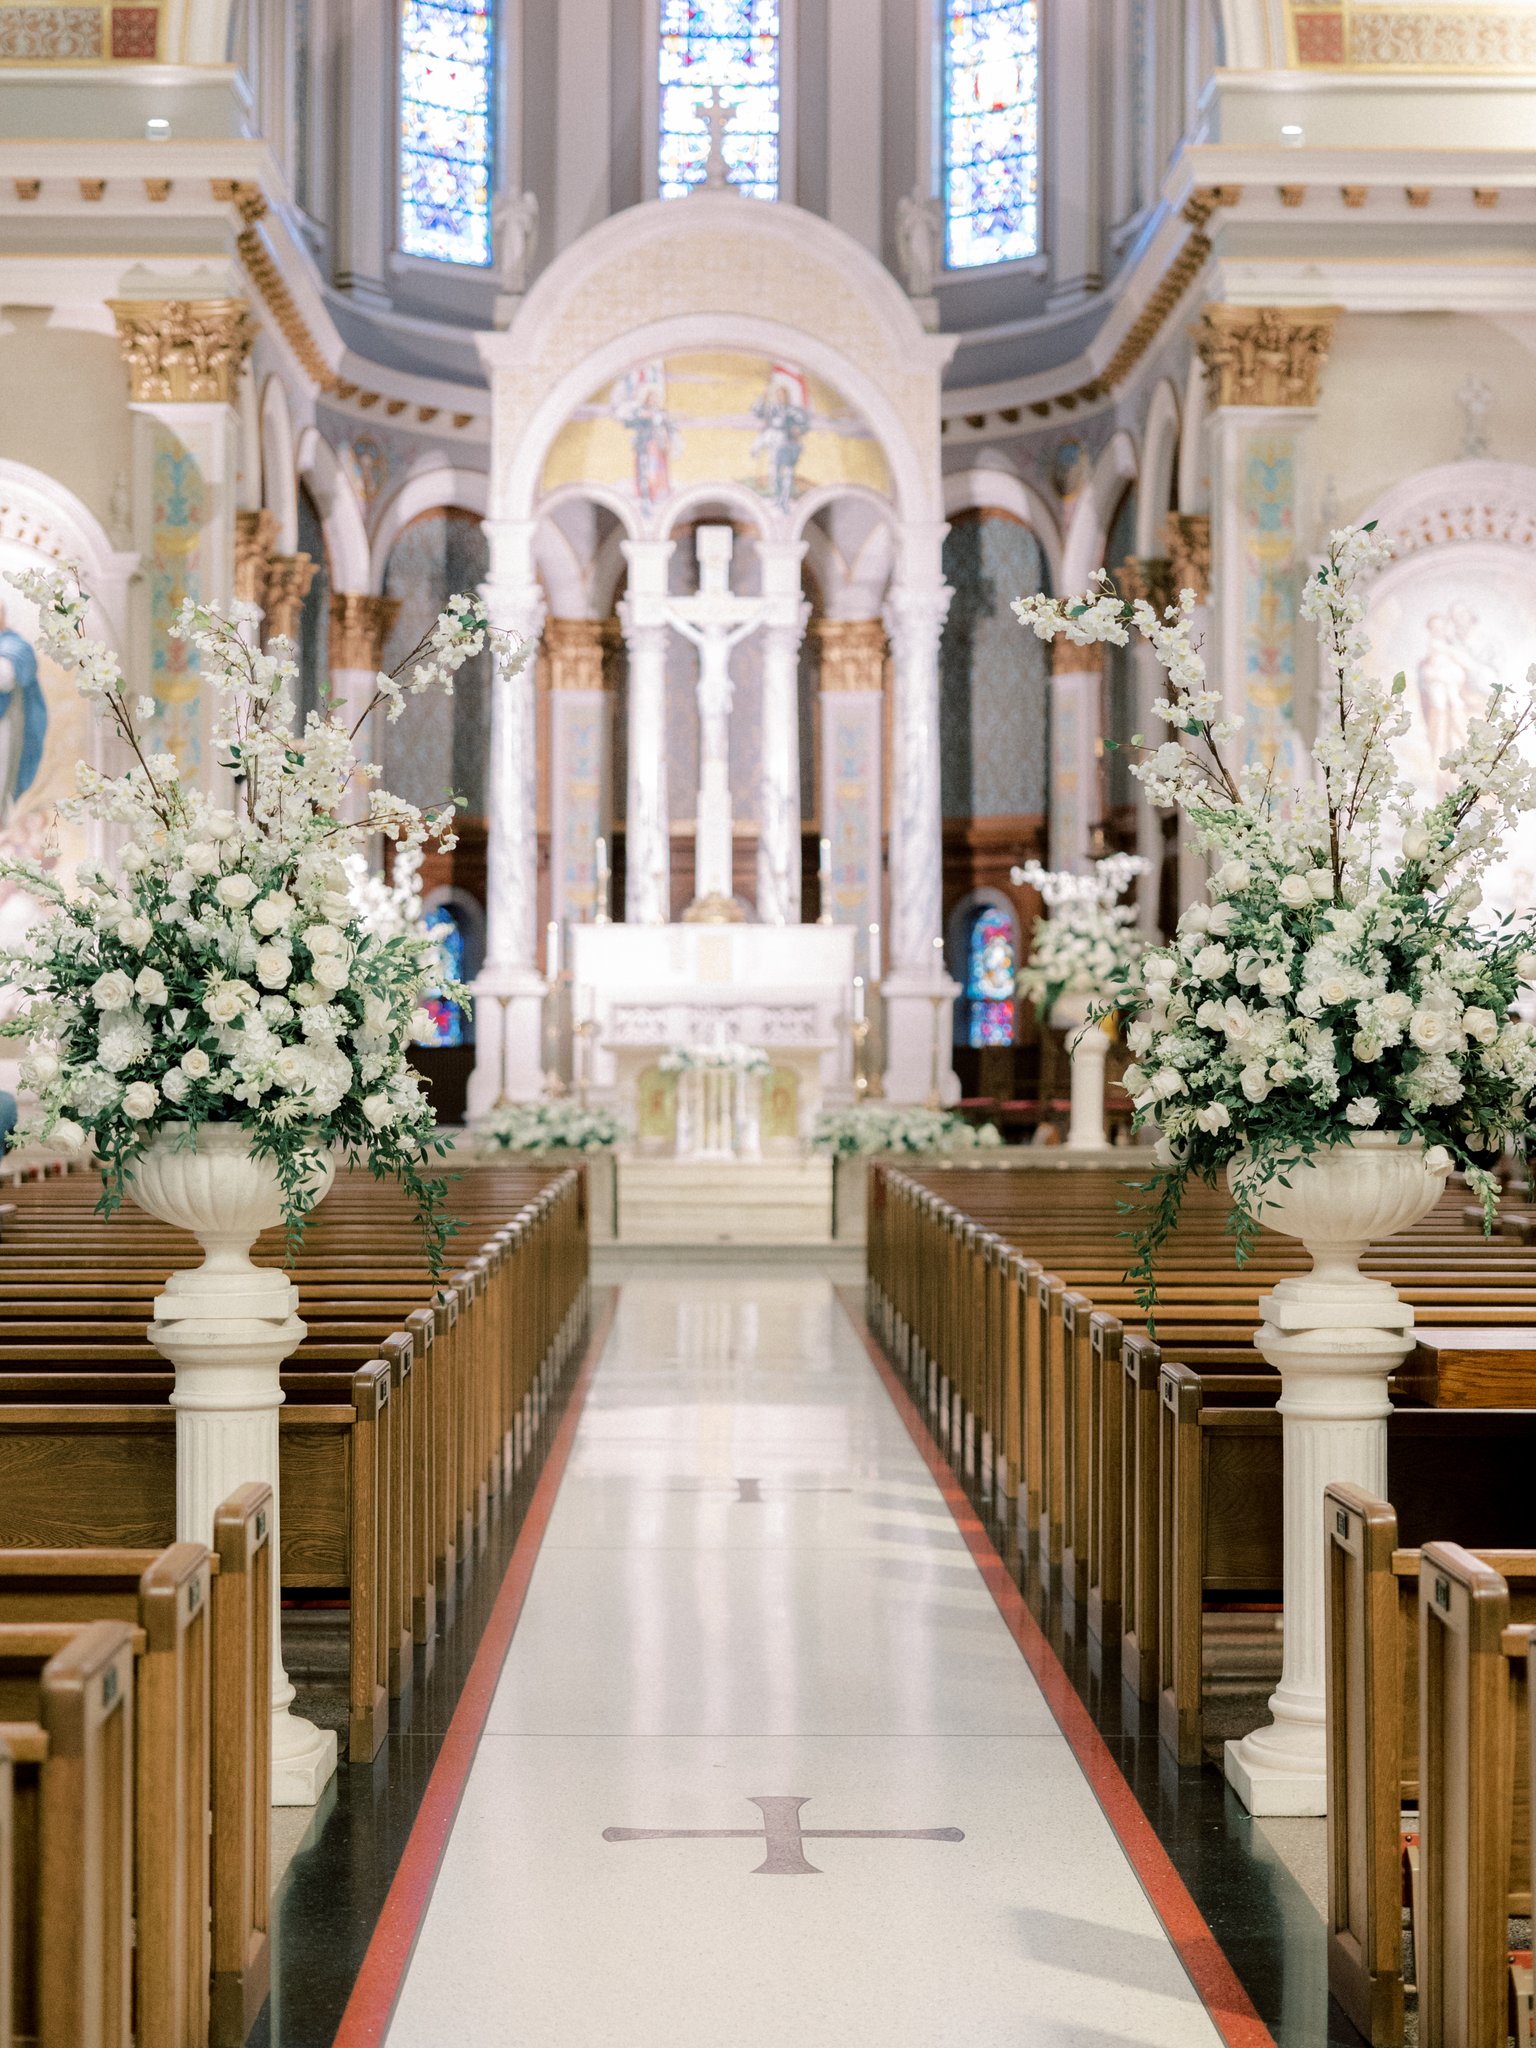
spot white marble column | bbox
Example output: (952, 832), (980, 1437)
(545, 618), (613, 926)
(882, 579), (958, 1104)
(1164, 515), (1213, 916)
(619, 537), (676, 927)
(815, 619), (886, 965)
(328, 593), (401, 816)
(467, 518), (547, 1116)
(756, 539), (809, 926)
(1048, 640), (1104, 873)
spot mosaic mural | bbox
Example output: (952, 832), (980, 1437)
(542, 351), (891, 512)
(149, 422), (206, 773)
(0, 2), (157, 59)
(0, 544), (94, 938)
(939, 513), (1048, 818)
(1287, 0), (1536, 66)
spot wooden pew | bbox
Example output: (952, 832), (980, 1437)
(0, 1621), (136, 2048)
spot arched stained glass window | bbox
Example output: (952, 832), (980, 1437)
(420, 905), (467, 1048)
(400, 0), (495, 266)
(658, 1), (781, 201)
(943, 0), (1040, 270)
(966, 904), (1016, 1048)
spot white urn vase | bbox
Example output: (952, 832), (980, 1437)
(1221, 1131), (1448, 1817)
(129, 1122), (339, 1805)
(1050, 991), (1113, 1151)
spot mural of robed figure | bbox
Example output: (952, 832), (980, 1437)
(0, 608), (46, 826)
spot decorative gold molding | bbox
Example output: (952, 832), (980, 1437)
(1406, 186), (1431, 208)
(1118, 555), (1177, 613)
(544, 617), (610, 692)
(329, 592), (401, 672)
(812, 618), (888, 693)
(79, 177), (105, 202)
(1093, 211), (1215, 399)
(263, 553), (318, 643)
(210, 177), (341, 396)
(108, 296), (256, 404)
(14, 179), (38, 201)
(1050, 640), (1104, 677)
(144, 178), (172, 203)
(234, 508), (278, 609)
(1165, 514), (1211, 603)
(1340, 185), (1367, 209)
(1279, 185), (1305, 208)
(1194, 303), (1340, 409)
(1473, 187), (1500, 209)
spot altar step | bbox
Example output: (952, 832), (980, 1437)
(617, 1154), (833, 1245)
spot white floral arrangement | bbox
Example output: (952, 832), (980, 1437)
(1014, 523), (1536, 1295)
(810, 1105), (1003, 1158)
(1012, 853), (1148, 1019)
(659, 1043), (771, 1077)
(0, 567), (527, 1270)
(477, 1099), (623, 1155)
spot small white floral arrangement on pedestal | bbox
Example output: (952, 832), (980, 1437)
(0, 568), (528, 1271)
(479, 1100), (623, 1154)
(1012, 852), (1148, 1020)
(1014, 524), (1536, 1297)
(810, 1105), (1002, 1157)
(658, 1043), (771, 1078)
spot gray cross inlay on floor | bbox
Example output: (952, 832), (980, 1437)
(603, 1795), (965, 1874)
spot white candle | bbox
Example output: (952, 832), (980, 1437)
(546, 918), (560, 980)
(868, 920), (881, 985)
(819, 835), (831, 880)
(853, 974), (865, 1022)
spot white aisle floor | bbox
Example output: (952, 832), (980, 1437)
(384, 1270), (1227, 2048)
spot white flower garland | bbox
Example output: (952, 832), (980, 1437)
(658, 1044), (771, 1077)
(810, 1105), (1002, 1157)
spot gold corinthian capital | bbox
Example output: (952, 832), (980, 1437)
(1194, 303), (1341, 410)
(108, 296), (257, 405)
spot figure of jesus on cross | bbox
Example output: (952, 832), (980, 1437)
(692, 86), (739, 194)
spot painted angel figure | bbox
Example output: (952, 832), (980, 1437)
(0, 607), (46, 827)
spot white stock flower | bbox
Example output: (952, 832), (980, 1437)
(91, 968), (134, 1011)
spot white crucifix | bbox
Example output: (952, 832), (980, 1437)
(692, 86), (738, 193)
(665, 525), (767, 913)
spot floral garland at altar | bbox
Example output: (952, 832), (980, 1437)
(1013, 852), (1148, 1020)
(658, 1044), (771, 1077)
(0, 568), (528, 1270)
(1014, 523), (1536, 1299)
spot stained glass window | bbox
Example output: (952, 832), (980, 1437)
(966, 905), (1016, 1048)
(420, 905), (467, 1048)
(658, 1), (780, 202)
(943, 0), (1040, 270)
(400, 0), (495, 266)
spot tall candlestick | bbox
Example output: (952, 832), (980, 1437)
(817, 833), (834, 926)
(868, 920), (881, 986)
(546, 918), (560, 980)
(593, 837), (610, 924)
(853, 974), (865, 1022)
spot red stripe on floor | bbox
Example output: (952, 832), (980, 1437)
(836, 1286), (1276, 2048)
(332, 1288), (618, 2047)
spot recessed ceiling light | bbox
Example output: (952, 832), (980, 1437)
(1280, 123), (1304, 144)
(145, 117), (171, 139)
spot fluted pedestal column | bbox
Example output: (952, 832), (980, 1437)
(756, 541), (809, 926)
(546, 618), (614, 927)
(619, 539), (676, 926)
(1063, 1018), (1110, 1150)
(1223, 1313), (1410, 1816)
(883, 581), (957, 1103)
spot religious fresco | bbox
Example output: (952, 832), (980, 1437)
(149, 423), (206, 773)
(0, 3), (160, 60)
(0, 546), (93, 947)
(1365, 544), (1536, 918)
(541, 351), (891, 512)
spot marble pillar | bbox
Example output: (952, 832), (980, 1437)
(1048, 639), (1104, 873)
(882, 581), (958, 1104)
(545, 617), (613, 928)
(262, 552), (317, 648)
(467, 519), (547, 1115)
(110, 288), (254, 779)
(329, 593), (401, 808)
(1118, 555), (1177, 934)
(756, 539), (810, 927)
(1164, 513), (1213, 915)
(815, 619), (886, 970)
(619, 538), (676, 927)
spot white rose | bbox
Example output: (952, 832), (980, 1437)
(1205, 901), (1237, 937)
(1196, 1102), (1232, 1134)
(214, 873), (258, 910)
(1195, 999), (1226, 1033)
(1409, 1009), (1451, 1050)
(311, 952), (351, 993)
(1379, 992), (1414, 1026)
(362, 1091), (395, 1129)
(134, 967), (167, 1006)
(1214, 859), (1250, 894)
(1240, 1064), (1272, 1103)
(1352, 1032), (1383, 1063)
(1192, 944), (1232, 981)
(161, 1068), (189, 1104)
(121, 1080), (159, 1119)
(304, 923), (347, 956)
(1150, 1068), (1186, 1100)
(1307, 868), (1335, 901)
(203, 983), (251, 1026)
(116, 915), (153, 951)
(1318, 974), (1354, 1009)
(362, 994), (392, 1034)
(1345, 1096), (1379, 1127)
(254, 943), (292, 991)
(91, 969), (135, 1012)
(1278, 874), (1313, 909)
(1258, 964), (1291, 1000)
(180, 1047), (212, 1080)
(1463, 1006), (1499, 1045)
(184, 842), (220, 876)
(250, 893), (294, 937)
(1178, 903), (1212, 937)
(273, 1046), (311, 1091)
(206, 811), (239, 842)
(50, 1117), (86, 1153)
(410, 1007), (437, 1044)
(1423, 1145), (1452, 1175)
(291, 982), (325, 1009)
(120, 845), (148, 874)
(1402, 827), (1430, 862)
(24, 1047), (61, 1088)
